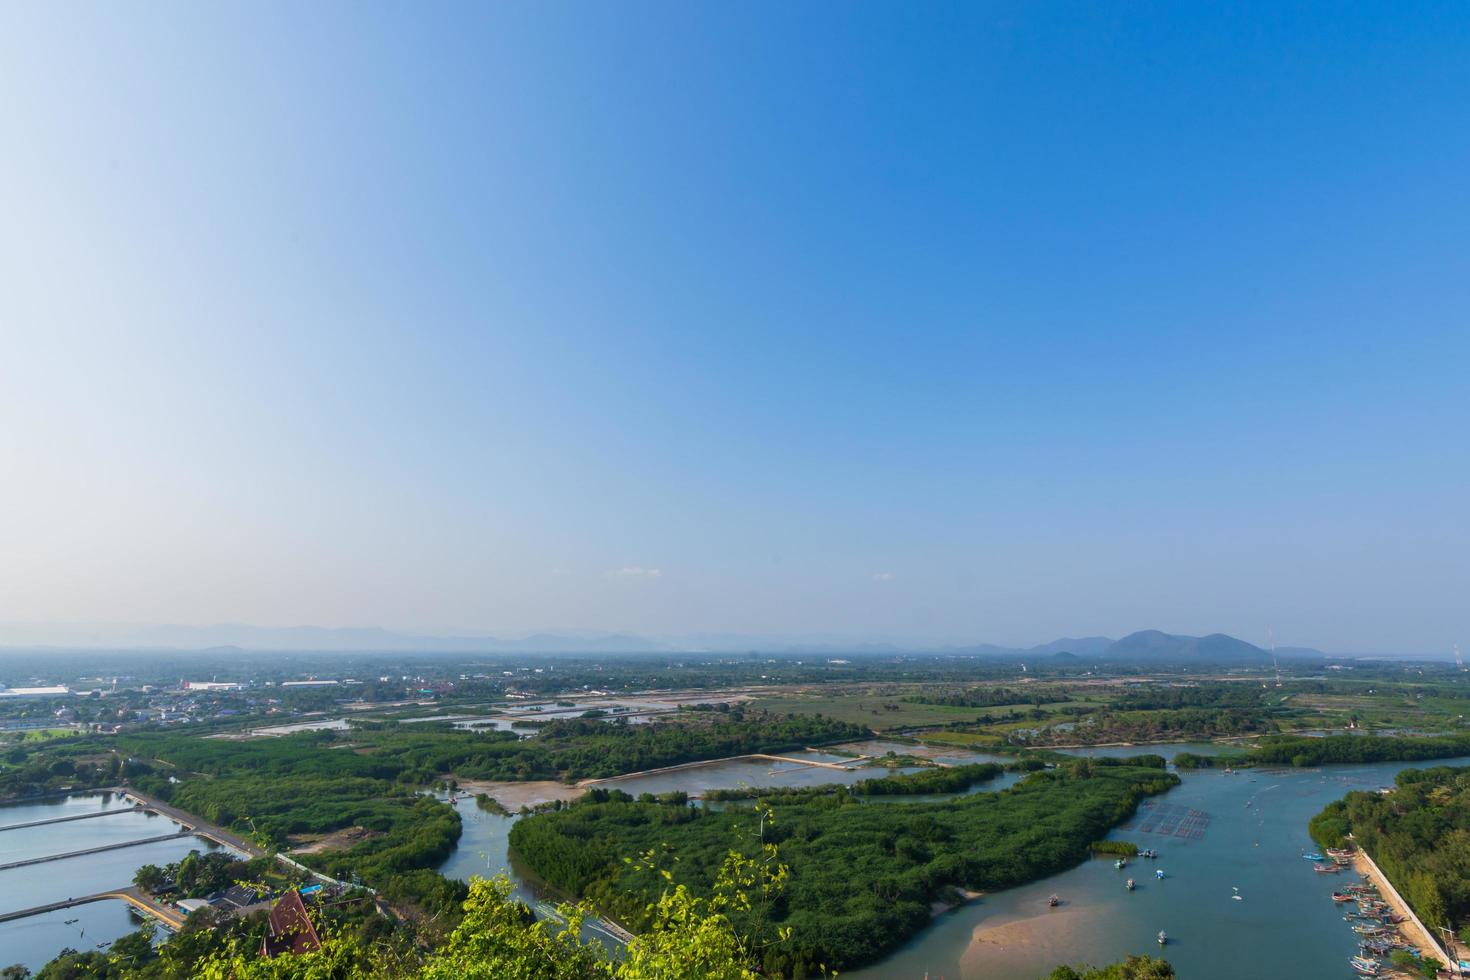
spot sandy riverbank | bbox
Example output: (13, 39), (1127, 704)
(455, 780), (586, 810)
(930, 888), (984, 918)
(1351, 850), (1455, 971)
(957, 903), (1096, 979)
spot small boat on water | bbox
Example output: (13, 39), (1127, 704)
(1155, 869), (1166, 879)
(1332, 892), (1354, 902)
(1157, 930), (1168, 946)
(1313, 862), (1342, 873)
(1350, 955), (1380, 976)
(1302, 852), (1325, 861)
(1048, 894), (1060, 907)
(533, 901), (567, 924)
(1126, 879), (1135, 891)
(1114, 858), (1127, 870)
(1231, 887), (1242, 901)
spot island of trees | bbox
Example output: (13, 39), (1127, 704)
(509, 761), (1178, 975)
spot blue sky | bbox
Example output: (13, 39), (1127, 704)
(1, 3), (1466, 652)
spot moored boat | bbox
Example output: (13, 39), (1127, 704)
(1350, 955), (1380, 976)
(1126, 879), (1135, 891)
(1048, 894), (1059, 907)
(1302, 851), (1325, 861)
(1157, 930), (1168, 946)
(1332, 892), (1353, 902)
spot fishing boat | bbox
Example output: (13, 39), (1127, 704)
(1114, 858), (1127, 870)
(1302, 851), (1325, 861)
(1155, 869), (1166, 879)
(1332, 892), (1354, 902)
(1048, 894), (1060, 907)
(1350, 955), (1380, 976)
(1126, 879), (1135, 891)
(1313, 862), (1342, 873)
(1157, 931), (1168, 946)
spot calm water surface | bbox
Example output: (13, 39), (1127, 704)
(0, 793), (238, 971)
(436, 740), (1031, 941)
(847, 750), (1470, 980)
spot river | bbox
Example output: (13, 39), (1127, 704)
(441, 740), (1469, 979)
(846, 746), (1470, 980)
(7, 745), (1458, 977)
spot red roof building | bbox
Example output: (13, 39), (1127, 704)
(260, 890), (323, 958)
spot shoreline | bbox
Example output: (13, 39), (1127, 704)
(1351, 849), (1456, 971)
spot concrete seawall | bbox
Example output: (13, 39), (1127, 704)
(1354, 847), (1457, 975)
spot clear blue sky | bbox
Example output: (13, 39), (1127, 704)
(1, 3), (1466, 652)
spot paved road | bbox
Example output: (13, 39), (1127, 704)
(119, 788), (264, 857)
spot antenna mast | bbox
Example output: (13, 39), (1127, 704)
(1268, 626), (1282, 688)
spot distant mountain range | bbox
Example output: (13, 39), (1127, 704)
(0, 622), (1333, 663)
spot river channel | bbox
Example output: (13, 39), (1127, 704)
(6, 744), (1461, 977)
(443, 740), (1470, 979)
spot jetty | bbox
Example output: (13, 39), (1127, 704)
(0, 807), (145, 833)
(750, 753), (868, 771)
(0, 830), (195, 871)
(0, 886), (186, 928)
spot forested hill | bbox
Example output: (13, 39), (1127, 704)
(510, 762), (1179, 975)
(1102, 630), (1271, 664)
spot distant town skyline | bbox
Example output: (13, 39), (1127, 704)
(2, 3), (1466, 653)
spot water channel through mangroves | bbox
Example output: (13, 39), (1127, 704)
(446, 741), (1470, 979)
(7, 744), (1465, 977)
(0, 790), (244, 971)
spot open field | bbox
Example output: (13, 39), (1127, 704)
(748, 690), (1093, 731)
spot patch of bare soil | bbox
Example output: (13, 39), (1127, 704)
(289, 825), (384, 854)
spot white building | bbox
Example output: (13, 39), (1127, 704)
(182, 681), (244, 692)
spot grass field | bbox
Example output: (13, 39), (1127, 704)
(16, 728), (76, 742)
(913, 729), (1009, 749)
(749, 692), (1090, 732)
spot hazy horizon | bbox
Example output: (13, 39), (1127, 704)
(0, 619), (1450, 659)
(2, 4), (1466, 654)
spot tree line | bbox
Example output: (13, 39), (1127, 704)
(508, 764), (1178, 975)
